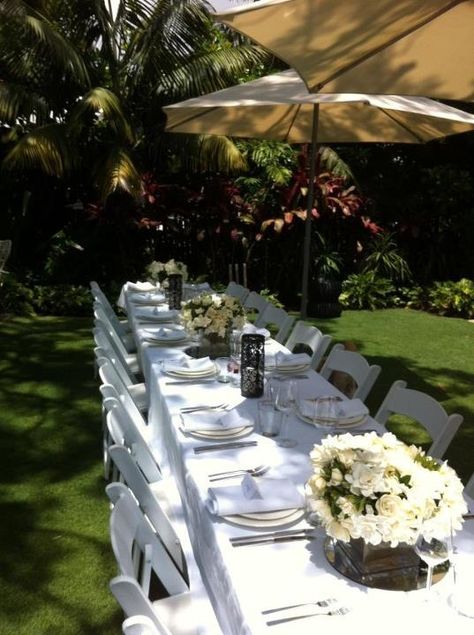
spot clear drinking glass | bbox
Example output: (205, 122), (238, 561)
(274, 380), (297, 448)
(414, 534), (450, 601)
(257, 400), (281, 437)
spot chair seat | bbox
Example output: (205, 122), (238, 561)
(129, 383), (149, 412)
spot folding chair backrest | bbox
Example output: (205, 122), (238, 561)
(243, 291), (269, 317)
(225, 281), (249, 302)
(374, 379), (463, 459)
(109, 484), (189, 596)
(0, 239), (12, 274)
(111, 576), (172, 635)
(108, 447), (185, 579)
(320, 343), (381, 402)
(255, 304), (295, 343)
(284, 321), (332, 369)
(93, 322), (137, 384)
(91, 281), (126, 335)
(98, 357), (143, 422)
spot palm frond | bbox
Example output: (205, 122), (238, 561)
(69, 87), (134, 143)
(163, 133), (247, 173)
(96, 144), (141, 200)
(2, 123), (71, 176)
(319, 147), (357, 183)
(0, 82), (49, 125)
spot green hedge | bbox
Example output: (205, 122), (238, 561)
(0, 276), (92, 316)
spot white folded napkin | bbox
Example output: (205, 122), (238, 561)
(298, 397), (368, 422)
(242, 324), (270, 339)
(135, 308), (177, 321)
(164, 355), (215, 373)
(117, 281), (160, 308)
(182, 409), (252, 432)
(267, 352), (311, 368)
(144, 327), (186, 342)
(131, 291), (166, 304)
(206, 476), (304, 516)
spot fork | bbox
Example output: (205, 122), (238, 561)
(208, 464), (269, 481)
(266, 605), (349, 626)
(180, 402), (228, 414)
(262, 597), (339, 615)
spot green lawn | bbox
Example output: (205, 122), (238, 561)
(0, 317), (121, 635)
(0, 310), (473, 635)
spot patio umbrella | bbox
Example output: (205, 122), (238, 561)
(164, 70), (474, 316)
(211, 0), (474, 100)
(206, 0), (474, 316)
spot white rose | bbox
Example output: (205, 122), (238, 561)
(327, 520), (351, 542)
(375, 494), (403, 518)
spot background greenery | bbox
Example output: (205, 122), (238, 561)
(0, 310), (472, 634)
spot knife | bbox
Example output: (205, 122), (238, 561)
(194, 440), (258, 454)
(166, 379), (216, 386)
(230, 528), (313, 543)
(232, 534), (315, 547)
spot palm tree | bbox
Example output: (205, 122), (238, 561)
(0, 0), (268, 200)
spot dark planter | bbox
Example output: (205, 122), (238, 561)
(308, 276), (342, 318)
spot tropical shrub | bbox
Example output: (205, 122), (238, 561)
(426, 279), (474, 319)
(339, 273), (396, 310)
(0, 276), (92, 316)
(0, 276), (35, 315)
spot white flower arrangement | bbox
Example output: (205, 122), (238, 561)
(182, 293), (246, 339)
(145, 259), (188, 284)
(306, 432), (467, 547)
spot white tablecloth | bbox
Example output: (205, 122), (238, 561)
(124, 289), (474, 635)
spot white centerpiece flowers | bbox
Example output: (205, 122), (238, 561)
(145, 259), (188, 285)
(306, 432), (467, 547)
(182, 293), (246, 339)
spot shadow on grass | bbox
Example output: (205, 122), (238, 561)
(0, 317), (122, 633)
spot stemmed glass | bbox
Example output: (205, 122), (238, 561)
(274, 380), (297, 448)
(414, 533), (451, 600)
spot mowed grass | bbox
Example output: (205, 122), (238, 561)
(0, 310), (473, 635)
(0, 317), (121, 635)
(309, 309), (474, 481)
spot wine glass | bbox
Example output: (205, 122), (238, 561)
(414, 533), (450, 600)
(274, 380), (297, 448)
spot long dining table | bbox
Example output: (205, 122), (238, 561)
(123, 289), (474, 635)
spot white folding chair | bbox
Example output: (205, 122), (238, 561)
(374, 380), (464, 459)
(97, 355), (148, 414)
(243, 291), (269, 320)
(102, 396), (161, 484)
(320, 343), (381, 402)
(107, 450), (184, 577)
(0, 239), (12, 277)
(90, 281), (132, 334)
(94, 301), (137, 353)
(284, 320), (332, 370)
(109, 486), (198, 635)
(122, 615), (165, 635)
(93, 322), (141, 381)
(464, 473), (474, 499)
(255, 304), (295, 343)
(224, 281), (249, 302)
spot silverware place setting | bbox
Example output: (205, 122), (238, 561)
(263, 598), (349, 625)
(180, 402), (228, 414)
(230, 527), (315, 547)
(193, 440), (258, 454)
(208, 464), (269, 481)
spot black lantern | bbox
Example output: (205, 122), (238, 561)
(167, 274), (182, 310)
(240, 333), (264, 398)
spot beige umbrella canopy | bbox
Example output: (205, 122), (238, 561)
(211, 0), (474, 100)
(164, 70), (474, 316)
(164, 70), (474, 142)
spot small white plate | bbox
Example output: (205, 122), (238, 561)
(164, 364), (218, 378)
(296, 410), (368, 429)
(267, 364), (310, 374)
(224, 508), (305, 528)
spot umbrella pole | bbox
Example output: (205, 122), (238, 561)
(300, 103), (320, 319)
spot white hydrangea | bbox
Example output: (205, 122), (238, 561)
(182, 293), (246, 338)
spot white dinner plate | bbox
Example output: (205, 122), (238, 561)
(184, 425), (252, 440)
(296, 409), (368, 429)
(164, 365), (219, 379)
(224, 508), (305, 528)
(145, 331), (188, 343)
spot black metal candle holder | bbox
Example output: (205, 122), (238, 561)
(240, 333), (264, 398)
(167, 274), (182, 310)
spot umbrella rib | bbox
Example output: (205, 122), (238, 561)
(284, 103), (302, 143)
(165, 106), (222, 131)
(378, 108), (425, 143)
(313, 0), (464, 91)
